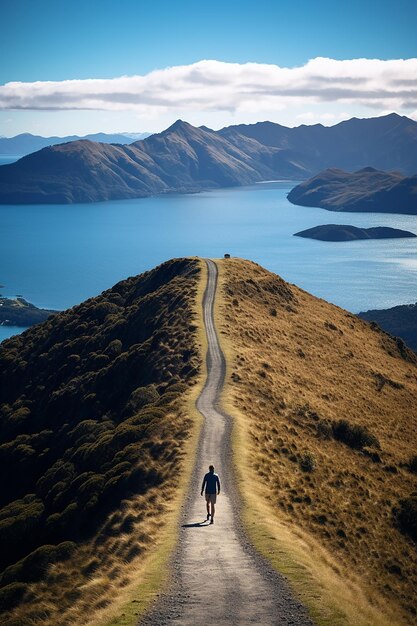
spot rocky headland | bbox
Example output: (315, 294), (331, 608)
(288, 167), (417, 215)
(0, 296), (56, 327)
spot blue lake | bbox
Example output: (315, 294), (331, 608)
(1, 181), (417, 341)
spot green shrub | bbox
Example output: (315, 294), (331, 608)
(2, 542), (75, 585)
(408, 455), (417, 474)
(104, 461), (131, 480)
(89, 301), (120, 321)
(317, 420), (333, 439)
(395, 497), (417, 541)
(0, 497), (44, 565)
(105, 339), (123, 356)
(300, 452), (316, 472)
(91, 353), (110, 369)
(332, 419), (380, 450)
(78, 474), (104, 500)
(155, 392), (178, 407)
(114, 424), (142, 447)
(36, 462), (75, 497)
(46, 503), (78, 535)
(0, 582), (27, 611)
(167, 382), (187, 395)
(126, 385), (159, 413)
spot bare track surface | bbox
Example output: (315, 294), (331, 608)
(140, 259), (313, 626)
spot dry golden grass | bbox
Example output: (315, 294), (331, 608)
(3, 259), (207, 626)
(216, 257), (417, 626)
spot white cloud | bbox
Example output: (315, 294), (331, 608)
(1, 58), (417, 118)
(296, 110), (352, 124)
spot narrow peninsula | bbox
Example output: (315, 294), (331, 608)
(288, 167), (417, 215)
(0, 296), (56, 327)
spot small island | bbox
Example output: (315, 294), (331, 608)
(0, 296), (57, 327)
(294, 224), (416, 242)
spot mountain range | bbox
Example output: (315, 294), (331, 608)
(0, 132), (150, 157)
(288, 167), (417, 214)
(0, 113), (417, 204)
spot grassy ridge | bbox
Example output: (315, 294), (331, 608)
(0, 258), (202, 626)
(216, 258), (417, 625)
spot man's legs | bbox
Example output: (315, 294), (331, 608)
(210, 501), (215, 523)
(206, 498), (210, 519)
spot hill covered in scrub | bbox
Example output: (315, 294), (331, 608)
(217, 258), (417, 624)
(0, 258), (202, 626)
(1, 113), (417, 204)
(288, 167), (417, 215)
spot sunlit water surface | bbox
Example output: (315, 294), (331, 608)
(1, 181), (417, 341)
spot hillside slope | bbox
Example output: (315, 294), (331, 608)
(217, 258), (417, 624)
(287, 167), (417, 214)
(0, 258), (202, 626)
(0, 139), (170, 203)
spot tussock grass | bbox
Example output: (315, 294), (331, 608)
(0, 258), (206, 626)
(216, 257), (417, 626)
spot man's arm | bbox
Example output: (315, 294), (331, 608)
(200, 476), (206, 496)
(216, 475), (221, 495)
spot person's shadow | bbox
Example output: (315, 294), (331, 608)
(182, 520), (210, 528)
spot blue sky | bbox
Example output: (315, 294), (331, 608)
(1, 0), (417, 136)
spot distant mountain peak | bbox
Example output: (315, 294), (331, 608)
(357, 166), (379, 173)
(383, 112), (403, 119)
(165, 119), (195, 133)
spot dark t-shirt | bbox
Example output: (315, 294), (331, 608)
(203, 472), (220, 494)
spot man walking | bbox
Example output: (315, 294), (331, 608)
(201, 464), (221, 523)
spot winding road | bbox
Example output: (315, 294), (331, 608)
(141, 259), (312, 626)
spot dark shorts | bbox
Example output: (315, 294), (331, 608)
(205, 493), (217, 504)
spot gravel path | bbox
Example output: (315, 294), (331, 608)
(140, 259), (313, 626)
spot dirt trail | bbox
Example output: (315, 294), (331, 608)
(140, 259), (312, 625)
